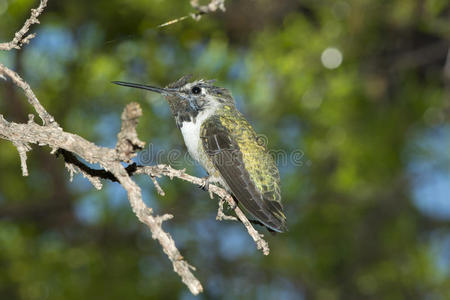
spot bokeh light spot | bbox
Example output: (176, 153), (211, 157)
(321, 47), (343, 69)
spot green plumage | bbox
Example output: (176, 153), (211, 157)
(200, 106), (286, 232)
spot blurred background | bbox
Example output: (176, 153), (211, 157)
(0, 0), (449, 299)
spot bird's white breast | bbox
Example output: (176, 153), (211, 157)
(179, 110), (211, 164)
(178, 104), (229, 189)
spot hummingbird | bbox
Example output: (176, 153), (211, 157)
(112, 75), (287, 232)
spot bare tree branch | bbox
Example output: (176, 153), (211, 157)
(64, 160), (103, 190)
(0, 0), (270, 295)
(0, 63), (57, 126)
(158, 0), (226, 28)
(55, 148), (270, 256)
(0, 101), (204, 295)
(13, 141), (31, 176)
(134, 165), (271, 255)
(56, 147), (270, 256)
(0, 0), (48, 51)
(216, 197), (238, 221)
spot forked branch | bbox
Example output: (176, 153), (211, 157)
(0, 0), (270, 295)
(0, 0), (48, 51)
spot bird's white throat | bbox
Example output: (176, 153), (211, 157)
(179, 107), (215, 164)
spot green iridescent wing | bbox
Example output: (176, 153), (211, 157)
(200, 111), (287, 232)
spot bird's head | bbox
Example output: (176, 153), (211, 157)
(113, 75), (235, 118)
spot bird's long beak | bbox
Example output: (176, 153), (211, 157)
(112, 81), (175, 96)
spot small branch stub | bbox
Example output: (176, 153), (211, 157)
(13, 141), (31, 176)
(116, 102), (145, 162)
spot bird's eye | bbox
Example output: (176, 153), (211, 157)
(191, 86), (201, 94)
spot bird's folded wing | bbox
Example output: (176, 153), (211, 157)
(200, 115), (287, 232)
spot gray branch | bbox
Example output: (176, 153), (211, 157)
(0, 0), (48, 51)
(158, 0), (226, 28)
(0, 63), (57, 126)
(0, 98), (203, 295)
(0, 0), (270, 295)
(135, 165), (270, 255)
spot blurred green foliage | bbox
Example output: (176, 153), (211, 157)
(0, 0), (449, 299)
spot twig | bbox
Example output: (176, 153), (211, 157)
(0, 64), (57, 126)
(158, 0), (226, 28)
(0, 0), (48, 51)
(64, 161), (103, 190)
(158, 16), (191, 28)
(13, 141), (31, 176)
(216, 197), (238, 221)
(150, 176), (166, 196)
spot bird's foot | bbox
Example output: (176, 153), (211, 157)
(199, 175), (210, 192)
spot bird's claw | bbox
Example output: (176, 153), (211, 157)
(199, 176), (210, 192)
